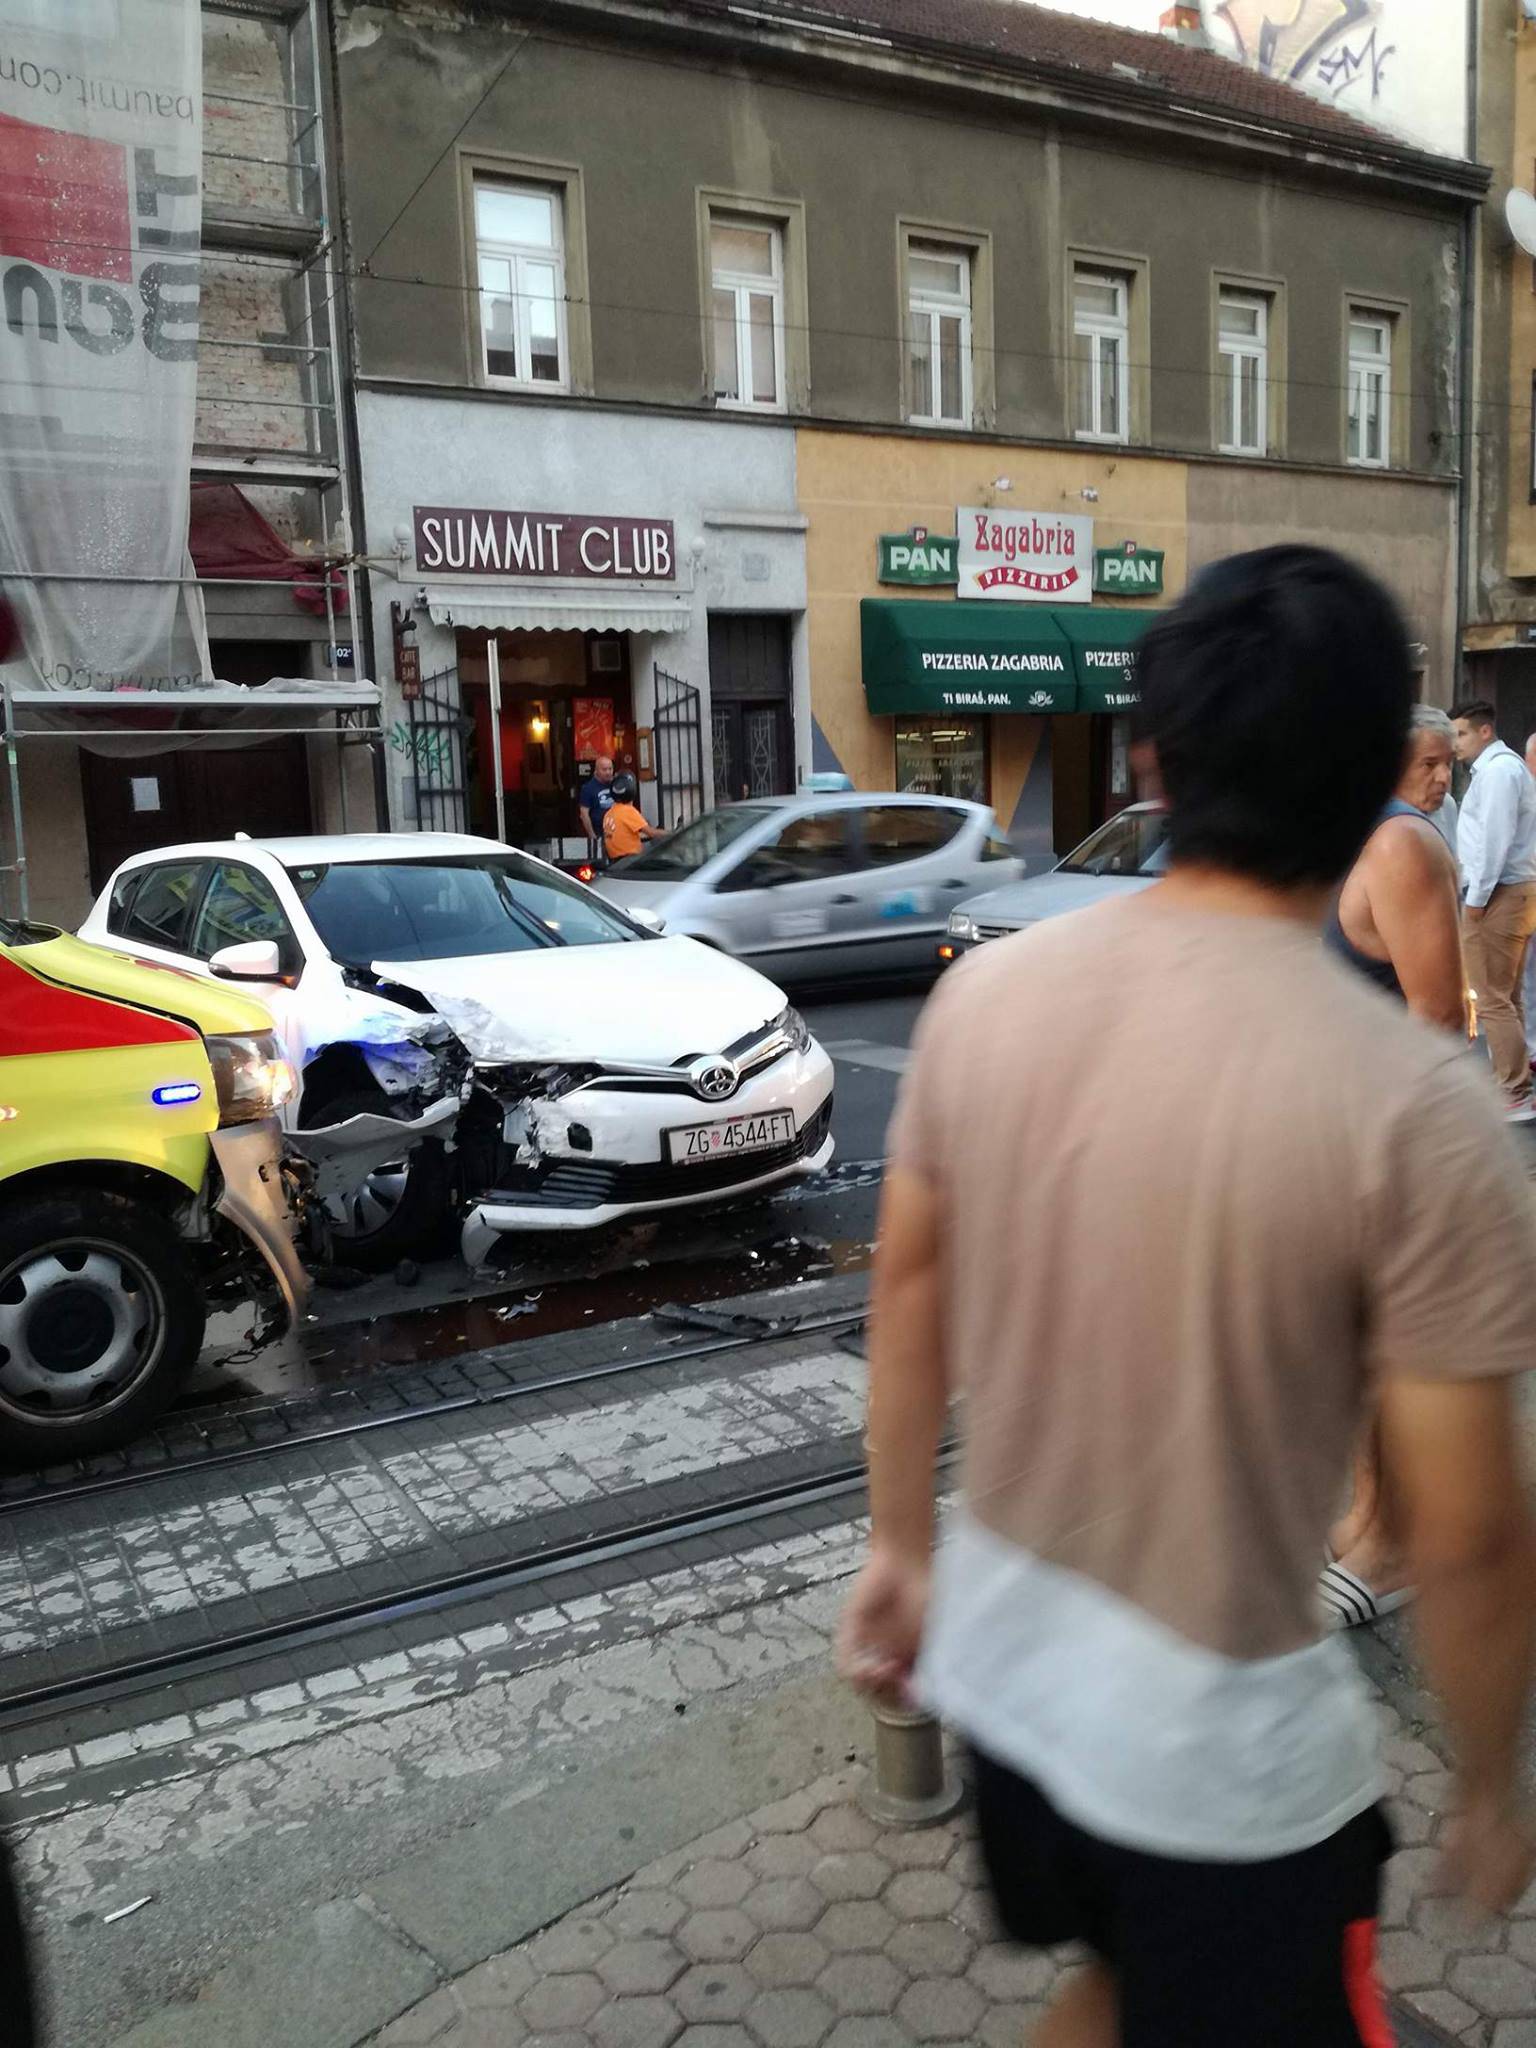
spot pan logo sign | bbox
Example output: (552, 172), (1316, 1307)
(957, 507), (1094, 605)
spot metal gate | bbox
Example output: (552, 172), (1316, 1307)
(405, 666), (471, 834)
(654, 665), (706, 829)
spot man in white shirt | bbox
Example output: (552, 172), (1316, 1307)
(1451, 699), (1536, 1118)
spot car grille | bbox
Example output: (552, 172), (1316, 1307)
(484, 1097), (833, 1211)
(577, 1020), (796, 1097)
(974, 923), (1017, 943)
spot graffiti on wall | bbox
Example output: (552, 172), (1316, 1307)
(1211, 1), (1393, 107)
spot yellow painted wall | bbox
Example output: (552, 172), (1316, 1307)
(796, 428), (1187, 829)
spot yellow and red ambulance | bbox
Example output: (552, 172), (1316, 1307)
(0, 913), (309, 1463)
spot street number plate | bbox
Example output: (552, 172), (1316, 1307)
(668, 1108), (797, 1166)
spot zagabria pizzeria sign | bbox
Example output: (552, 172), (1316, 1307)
(957, 507), (1094, 604)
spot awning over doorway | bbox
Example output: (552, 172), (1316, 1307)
(1053, 609), (1151, 712)
(861, 599), (1076, 714)
(422, 587), (692, 635)
(860, 598), (1157, 714)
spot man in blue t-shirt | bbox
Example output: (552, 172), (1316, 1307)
(579, 755), (616, 861)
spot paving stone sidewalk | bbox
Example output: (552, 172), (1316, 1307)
(363, 1742), (1532, 2048)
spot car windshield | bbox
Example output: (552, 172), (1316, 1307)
(1057, 809), (1170, 878)
(616, 805), (777, 879)
(286, 854), (641, 964)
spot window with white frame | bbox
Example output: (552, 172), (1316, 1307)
(711, 215), (785, 411)
(1218, 289), (1268, 456)
(474, 180), (567, 389)
(906, 239), (972, 427)
(1347, 310), (1392, 468)
(1073, 267), (1130, 442)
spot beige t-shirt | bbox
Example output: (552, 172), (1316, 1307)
(895, 894), (1536, 1856)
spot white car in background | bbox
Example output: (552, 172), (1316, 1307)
(80, 834), (835, 1266)
(598, 793), (1020, 984)
(945, 803), (1169, 955)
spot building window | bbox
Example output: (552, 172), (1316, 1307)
(1347, 310), (1392, 468)
(906, 239), (972, 428)
(711, 215), (785, 411)
(475, 180), (567, 390)
(1073, 268), (1130, 443)
(896, 721), (988, 802)
(1218, 289), (1268, 456)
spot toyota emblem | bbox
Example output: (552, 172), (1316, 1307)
(689, 1056), (740, 1102)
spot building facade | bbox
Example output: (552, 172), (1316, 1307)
(330, 0), (1479, 859)
(1463, 3), (1536, 738)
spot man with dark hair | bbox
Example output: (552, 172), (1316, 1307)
(1450, 699), (1536, 1119)
(841, 547), (1536, 2047)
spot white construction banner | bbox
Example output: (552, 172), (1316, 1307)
(0, 0), (208, 692)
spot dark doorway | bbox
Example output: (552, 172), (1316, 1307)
(708, 613), (795, 802)
(80, 736), (314, 896)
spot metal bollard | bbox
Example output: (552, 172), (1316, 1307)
(857, 1702), (964, 1829)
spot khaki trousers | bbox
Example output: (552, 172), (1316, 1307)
(1464, 881), (1536, 1097)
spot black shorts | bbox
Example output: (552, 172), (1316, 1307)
(972, 1748), (1396, 2048)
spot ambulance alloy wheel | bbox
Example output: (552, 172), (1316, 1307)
(0, 1193), (205, 1464)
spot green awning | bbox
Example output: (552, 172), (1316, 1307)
(861, 599), (1160, 715)
(1054, 608), (1156, 712)
(860, 598), (1078, 714)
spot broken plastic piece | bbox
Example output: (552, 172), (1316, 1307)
(103, 1896), (153, 1924)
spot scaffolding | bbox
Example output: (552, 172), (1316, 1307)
(0, 0), (376, 920)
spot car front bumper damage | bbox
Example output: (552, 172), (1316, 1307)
(207, 1121), (313, 1331)
(459, 1044), (836, 1261)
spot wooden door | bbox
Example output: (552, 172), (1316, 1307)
(81, 737), (314, 895)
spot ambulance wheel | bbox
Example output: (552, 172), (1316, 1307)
(0, 1192), (205, 1465)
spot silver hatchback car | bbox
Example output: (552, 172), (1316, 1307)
(945, 802), (1168, 956)
(598, 792), (1020, 984)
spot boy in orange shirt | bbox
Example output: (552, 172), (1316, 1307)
(602, 771), (656, 860)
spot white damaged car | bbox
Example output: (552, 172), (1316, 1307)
(80, 834), (835, 1267)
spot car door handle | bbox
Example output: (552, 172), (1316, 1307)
(940, 879), (968, 890)
(831, 893), (858, 905)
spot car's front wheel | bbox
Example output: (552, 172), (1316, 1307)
(300, 1087), (454, 1271)
(0, 1192), (205, 1464)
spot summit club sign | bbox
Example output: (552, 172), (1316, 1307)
(957, 507), (1094, 604)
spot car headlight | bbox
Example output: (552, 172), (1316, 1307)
(205, 1030), (296, 1127)
(947, 911), (980, 943)
(774, 1006), (812, 1053)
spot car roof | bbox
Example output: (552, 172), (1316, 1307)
(111, 832), (507, 871)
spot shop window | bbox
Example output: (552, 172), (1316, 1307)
(1218, 289), (1268, 457)
(1347, 307), (1393, 468)
(861, 804), (968, 868)
(475, 179), (568, 390)
(896, 720), (988, 802)
(120, 861), (208, 952)
(1073, 267), (1131, 443)
(710, 214), (786, 411)
(906, 238), (972, 428)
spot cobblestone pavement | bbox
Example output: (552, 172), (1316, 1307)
(363, 1739), (1536, 2048)
(0, 1344), (865, 1686)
